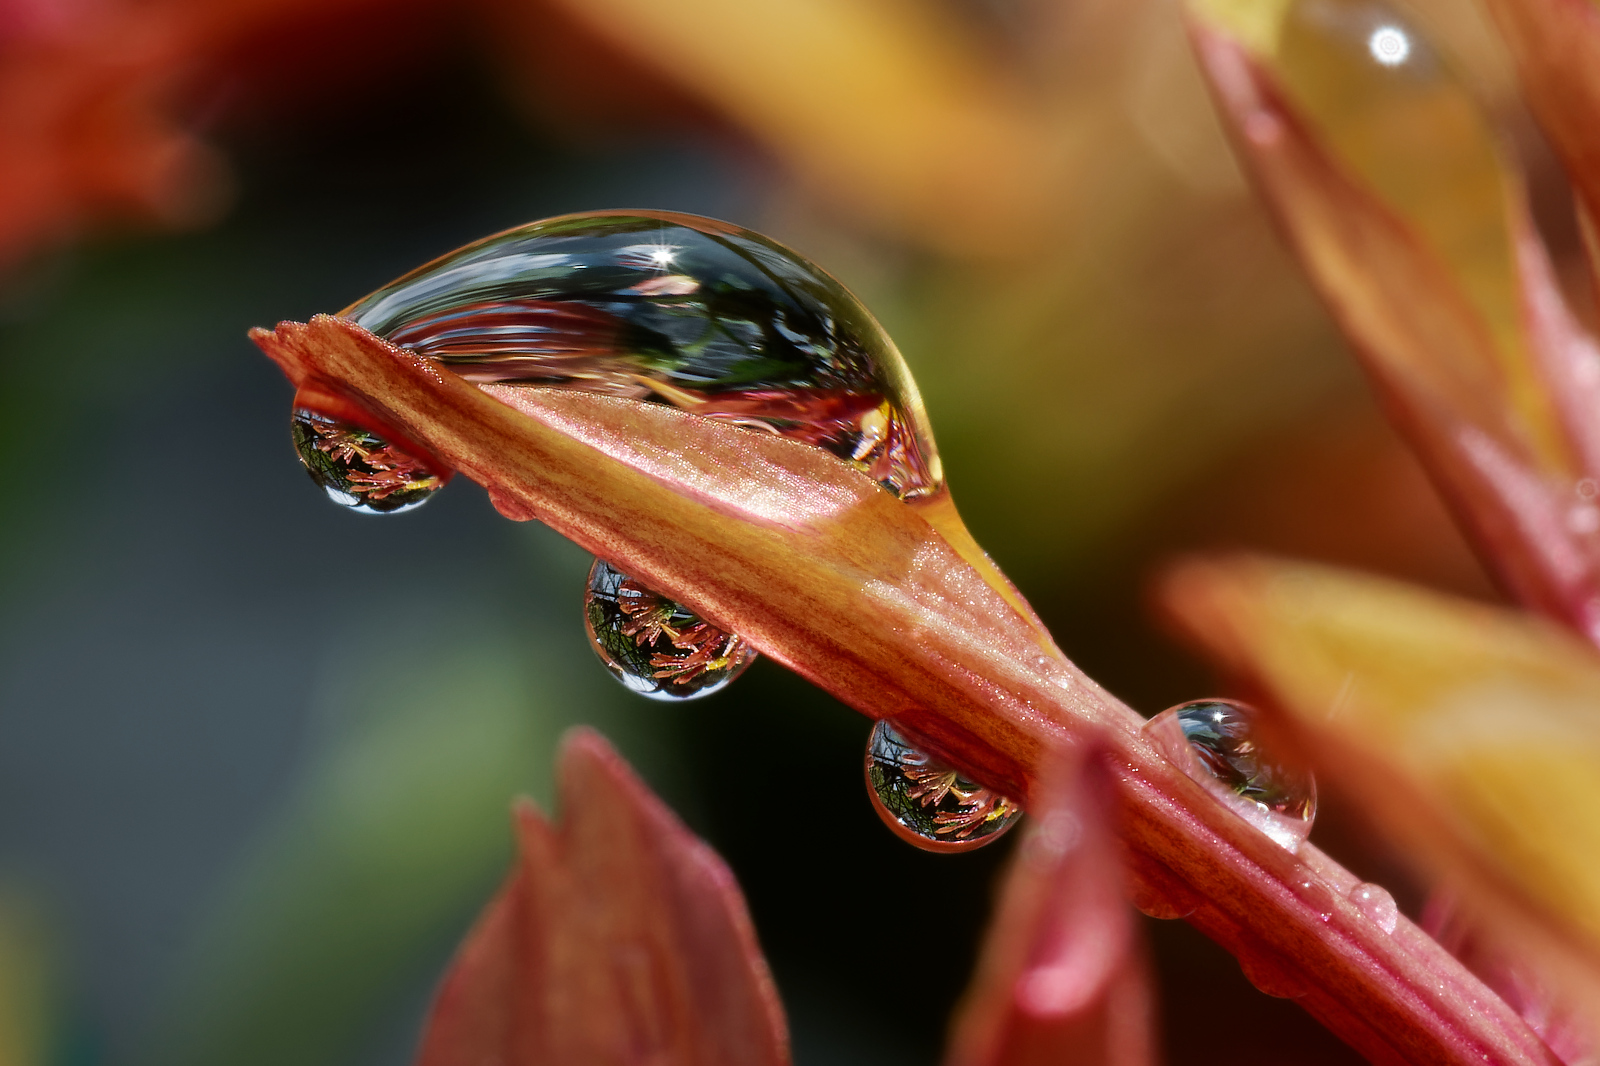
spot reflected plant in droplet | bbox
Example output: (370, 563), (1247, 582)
(1143, 699), (1317, 851)
(289, 407), (444, 515)
(583, 559), (756, 700)
(865, 720), (1022, 852)
(337, 210), (950, 699)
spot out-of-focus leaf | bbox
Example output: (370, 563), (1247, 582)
(1187, 0), (1600, 645)
(944, 753), (1153, 1066)
(1475, 0), (1600, 233)
(526, 0), (1056, 256)
(1157, 552), (1600, 1051)
(139, 629), (636, 1066)
(253, 314), (1559, 1066)
(416, 728), (789, 1066)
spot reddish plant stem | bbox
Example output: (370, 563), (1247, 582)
(255, 316), (1557, 1066)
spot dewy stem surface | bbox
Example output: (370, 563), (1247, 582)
(255, 315), (1557, 1066)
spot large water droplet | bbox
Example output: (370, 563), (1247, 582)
(290, 407), (443, 514)
(583, 558), (756, 700)
(343, 210), (943, 500)
(1143, 699), (1317, 851)
(340, 211), (947, 698)
(864, 720), (1022, 852)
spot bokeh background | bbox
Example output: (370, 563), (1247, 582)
(0, 0), (1582, 1062)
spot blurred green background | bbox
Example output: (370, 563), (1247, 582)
(0, 0), (1554, 1063)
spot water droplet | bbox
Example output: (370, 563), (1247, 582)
(864, 720), (1022, 852)
(1237, 945), (1310, 999)
(340, 211), (947, 699)
(1126, 872), (1201, 921)
(343, 210), (943, 501)
(583, 558), (756, 700)
(290, 407), (443, 514)
(1349, 881), (1399, 933)
(1143, 699), (1317, 851)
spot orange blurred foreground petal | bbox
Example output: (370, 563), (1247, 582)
(944, 752), (1153, 1066)
(415, 728), (789, 1066)
(1158, 553), (1600, 1055)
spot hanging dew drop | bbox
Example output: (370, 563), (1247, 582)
(337, 210), (948, 699)
(1143, 699), (1317, 851)
(290, 407), (444, 515)
(583, 559), (756, 700)
(864, 720), (1022, 853)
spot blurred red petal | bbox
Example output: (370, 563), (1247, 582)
(416, 728), (789, 1066)
(1188, 10), (1600, 645)
(944, 751), (1153, 1066)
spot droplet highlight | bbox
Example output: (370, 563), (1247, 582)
(583, 559), (756, 700)
(290, 408), (443, 515)
(1349, 881), (1399, 933)
(338, 210), (948, 699)
(1143, 699), (1317, 851)
(864, 720), (1022, 852)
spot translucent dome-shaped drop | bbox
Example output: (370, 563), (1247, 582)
(342, 211), (946, 698)
(865, 720), (1022, 852)
(290, 407), (444, 514)
(584, 558), (756, 700)
(1143, 699), (1316, 851)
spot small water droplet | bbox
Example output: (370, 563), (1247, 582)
(1143, 699), (1317, 851)
(1237, 945), (1310, 999)
(1349, 882), (1399, 933)
(583, 559), (756, 700)
(864, 720), (1022, 852)
(290, 408), (443, 514)
(1127, 873), (1201, 921)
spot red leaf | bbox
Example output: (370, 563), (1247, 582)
(944, 751), (1153, 1066)
(415, 728), (789, 1066)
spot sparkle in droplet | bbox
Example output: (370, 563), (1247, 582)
(1367, 25), (1410, 66)
(1349, 882), (1399, 933)
(290, 408), (443, 515)
(864, 720), (1022, 853)
(1143, 699), (1317, 851)
(583, 559), (756, 700)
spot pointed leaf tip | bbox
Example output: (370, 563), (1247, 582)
(944, 750), (1154, 1066)
(415, 728), (789, 1066)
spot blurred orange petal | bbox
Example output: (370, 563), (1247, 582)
(944, 752), (1154, 1066)
(415, 728), (789, 1066)
(1157, 552), (1600, 1052)
(1475, 0), (1600, 231)
(1187, 0), (1600, 644)
(533, 0), (1057, 256)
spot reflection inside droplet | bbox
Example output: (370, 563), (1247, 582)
(289, 407), (444, 515)
(864, 720), (1022, 852)
(583, 558), (756, 700)
(1143, 699), (1317, 851)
